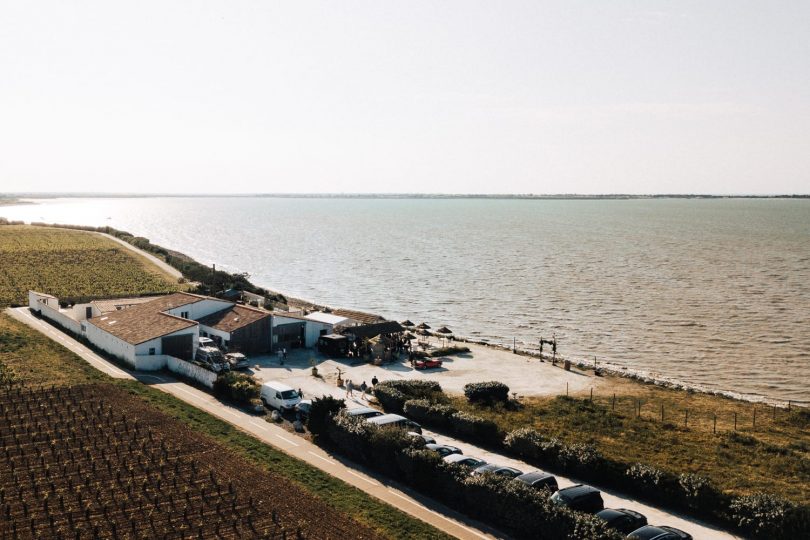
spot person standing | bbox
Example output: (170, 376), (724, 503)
(360, 381), (368, 400)
(346, 379), (354, 398)
(371, 375), (378, 387)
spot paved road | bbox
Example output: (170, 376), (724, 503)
(7, 307), (500, 540)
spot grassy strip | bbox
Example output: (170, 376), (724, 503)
(0, 314), (451, 539)
(449, 381), (810, 506)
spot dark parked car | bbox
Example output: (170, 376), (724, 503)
(471, 464), (524, 478)
(550, 484), (604, 513)
(443, 454), (486, 468)
(595, 508), (647, 534)
(407, 432), (436, 444)
(515, 471), (559, 493)
(628, 525), (692, 540)
(294, 399), (312, 420)
(425, 444), (462, 457)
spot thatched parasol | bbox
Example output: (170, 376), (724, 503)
(416, 322), (431, 330)
(401, 319), (415, 328)
(403, 331), (417, 340)
(435, 326), (452, 335)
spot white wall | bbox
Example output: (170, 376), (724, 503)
(85, 320), (136, 365)
(71, 303), (94, 321)
(167, 356), (217, 388)
(132, 354), (168, 371)
(165, 298), (232, 321)
(304, 321), (332, 348)
(29, 292), (83, 335)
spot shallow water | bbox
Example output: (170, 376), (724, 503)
(3, 197), (809, 404)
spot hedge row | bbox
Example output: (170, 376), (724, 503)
(322, 411), (622, 540)
(403, 399), (501, 445)
(505, 428), (810, 539)
(373, 380), (443, 414)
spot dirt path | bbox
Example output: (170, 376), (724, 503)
(98, 232), (184, 281)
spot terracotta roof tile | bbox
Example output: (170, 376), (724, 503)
(197, 304), (271, 333)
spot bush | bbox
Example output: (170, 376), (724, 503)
(375, 380), (444, 413)
(212, 372), (259, 405)
(429, 345), (470, 357)
(307, 395), (345, 436)
(403, 399), (456, 429)
(464, 381), (510, 404)
(730, 493), (796, 537)
(626, 463), (664, 488)
(450, 411), (502, 445)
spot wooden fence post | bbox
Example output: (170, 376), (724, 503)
(734, 412), (737, 431)
(713, 413), (717, 434)
(590, 388), (593, 402)
(612, 393), (616, 411)
(684, 409), (688, 428)
(661, 403), (664, 422)
(753, 407), (756, 429)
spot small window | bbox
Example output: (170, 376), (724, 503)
(181, 311), (189, 319)
(148, 347), (156, 356)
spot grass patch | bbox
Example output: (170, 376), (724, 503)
(449, 380), (810, 506)
(0, 225), (181, 306)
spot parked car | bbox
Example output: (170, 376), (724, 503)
(199, 336), (217, 349)
(414, 358), (443, 370)
(366, 414), (422, 434)
(443, 454), (487, 468)
(225, 352), (249, 370)
(595, 508), (647, 535)
(425, 444), (462, 457)
(194, 346), (229, 373)
(550, 484), (604, 513)
(260, 381), (301, 412)
(471, 463), (524, 478)
(345, 407), (384, 419)
(407, 432), (436, 444)
(627, 525), (692, 540)
(515, 471), (559, 493)
(294, 399), (312, 420)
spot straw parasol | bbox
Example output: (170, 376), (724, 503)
(435, 326), (453, 346)
(401, 319), (415, 328)
(416, 322), (431, 330)
(403, 331), (417, 340)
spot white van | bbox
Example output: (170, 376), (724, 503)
(260, 381), (301, 412)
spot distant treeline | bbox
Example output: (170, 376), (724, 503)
(27, 222), (287, 305)
(4, 193), (810, 200)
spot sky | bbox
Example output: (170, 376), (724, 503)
(1, 1), (809, 195)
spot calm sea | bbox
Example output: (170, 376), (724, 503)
(3, 197), (809, 404)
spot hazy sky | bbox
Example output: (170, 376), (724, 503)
(2, 2), (809, 195)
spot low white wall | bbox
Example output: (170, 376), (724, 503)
(167, 356), (217, 388)
(85, 321), (136, 365)
(36, 300), (82, 335)
(132, 354), (168, 371)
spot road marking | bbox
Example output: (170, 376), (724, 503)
(387, 489), (491, 539)
(249, 420), (269, 430)
(307, 451), (336, 465)
(347, 470), (379, 486)
(274, 433), (299, 446)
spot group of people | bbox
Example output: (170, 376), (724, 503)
(345, 375), (379, 400)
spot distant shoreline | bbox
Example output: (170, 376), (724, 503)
(3, 193), (810, 200)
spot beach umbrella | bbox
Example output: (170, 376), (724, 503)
(401, 319), (415, 327)
(417, 329), (430, 336)
(403, 331), (417, 340)
(435, 326), (453, 346)
(416, 322), (431, 330)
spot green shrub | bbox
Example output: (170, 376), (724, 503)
(464, 381), (510, 404)
(730, 493), (796, 537)
(307, 395), (345, 436)
(326, 413), (376, 463)
(375, 380), (444, 413)
(429, 345), (470, 357)
(626, 463), (664, 487)
(373, 385), (408, 413)
(212, 372), (259, 405)
(403, 399), (456, 429)
(450, 411), (502, 445)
